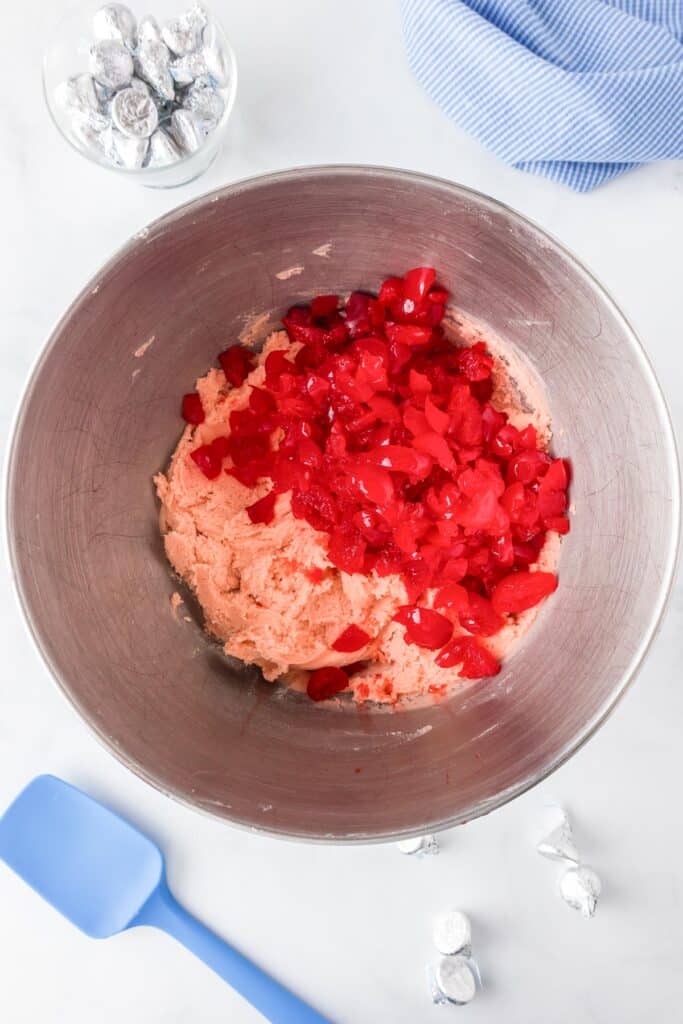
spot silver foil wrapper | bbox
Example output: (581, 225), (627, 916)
(93, 79), (113, 107)
(396, 834), (439, 857)
(170, 50), (208, 86)
(111, 86), (159, 138)
(433, 910), (472, 957)
(70, 118), (109, 160)
(202, 21), (230, 86)
(129, 76), (150, 94)
(147, 127), (181, 167)
(170, 108), (203, 153)
(132, 71), (173, 120)
(559, 865), (601, 918)
(108, 127), (149, 168)
(182, 76), (224, 133)
(89, 39), (134, 90)
(187, 3), (209, 30)
(161, 4), (207, 56)
(137, 14), (162, 45)
(537, 809), (580, 864)
(134, 39), (175, 102)
(432, 955), (478, 1005)
(426, 964), (449, 1006)
(92, 4), (137, 51)
(56, 73), (110, 132)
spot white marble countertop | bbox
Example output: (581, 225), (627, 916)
(2, 1), (682, 1021)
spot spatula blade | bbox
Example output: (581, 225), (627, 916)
(0, 775), (163, 938)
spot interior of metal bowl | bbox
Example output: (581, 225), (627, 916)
(7, 167), (679, 840)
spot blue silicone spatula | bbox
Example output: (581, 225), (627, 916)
(0, 775), (330, 1024)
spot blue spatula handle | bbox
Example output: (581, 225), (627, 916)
(134, 881), (331, 1024)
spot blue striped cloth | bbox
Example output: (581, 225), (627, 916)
(401, 0), (683, 191)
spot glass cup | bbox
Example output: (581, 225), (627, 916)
(43, 0), (237, 188)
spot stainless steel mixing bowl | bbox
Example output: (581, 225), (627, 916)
(7, 167), (679, 841)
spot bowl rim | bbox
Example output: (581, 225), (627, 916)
(41, 2), (238, 179)
(5, 164), (681, 843)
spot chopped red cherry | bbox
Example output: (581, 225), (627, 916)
(541, 458), (569, 491)
(311, 294), (339, 319)
(491, 571), (558, 614)
(427, 285), (449, 304)
(182, 392), (205, 424)
(457, 342), (494, 381)
(327, 527), (366, 574)
(264, 349), (292, 386)
(384, 323), (433, 347)
(378, 276), (403, 305)
(362, 445), (433, 478)
(435, 636), (500, 678)
(190, 444), (222, 479)
(345, 464), (395, 506)
(424, 396), (450, 434)
(332, 625), (371, 652)
(402, 266), (436, 302)
(218, 345), (254, 387)
(246, 491), (277, 525)
(307, 666), (349, 701)
(210, 436), (230, 460)
(458, 592), (504, 637)
(545, 516), (570, 534)
(433, 583), (469, 615)
(393, 606), (453, 649)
